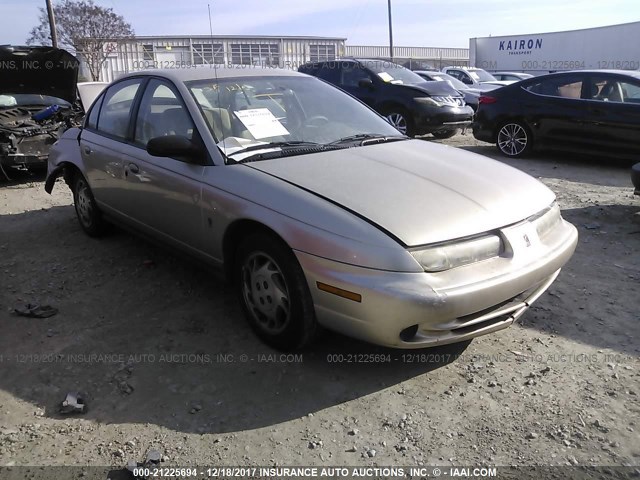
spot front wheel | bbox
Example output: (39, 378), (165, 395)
(432, 129), (458, 139)
(384, 108), (415, 137)
(235, 232), (317, 350)
(72, 174), (107, 237)
(496, 121), (532, 157)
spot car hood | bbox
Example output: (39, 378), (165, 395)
(397, 81), (461, 97)
(249, 140), (555, 247)
(0, 46), (79, 104)
(77, 82), (109, 111)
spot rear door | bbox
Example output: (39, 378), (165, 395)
(522, 73), (590, 151)
(583, 73), (640, 158)
(80, 78), (145, 217)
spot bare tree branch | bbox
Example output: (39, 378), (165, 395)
(27, 0), (134, 81)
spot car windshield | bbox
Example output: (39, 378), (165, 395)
(362, 61), (424, 85)
(0, 94), (70, 108)
(430, 73), (468, 90)
(471, 69), (497, 82)
(188, 75), (403, 162)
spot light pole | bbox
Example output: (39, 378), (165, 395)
(46, 0), (58, 48)
(387, 0), (394, 61)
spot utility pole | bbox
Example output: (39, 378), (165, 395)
(46, 0), (58, 48)
(387, 0), (394, 61)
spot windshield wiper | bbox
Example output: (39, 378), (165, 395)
(231, 141), (347, 164)
(228, 141), (323, 158)
(327, 134), (408, 146)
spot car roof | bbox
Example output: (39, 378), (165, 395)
(118, 66), (306, 83)
(444, 66), (482, 71)
(527, 69), (640, 80)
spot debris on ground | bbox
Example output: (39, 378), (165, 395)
(13, 304), (58, 318)
(126, 449), (163, 478)
(59, 392), (87, 414)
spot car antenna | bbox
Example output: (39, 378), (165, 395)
(208, 3), (227, 159)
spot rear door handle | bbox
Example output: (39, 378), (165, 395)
(128, 163), (139, 174)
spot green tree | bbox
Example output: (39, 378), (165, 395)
(27, 0), (134, 81)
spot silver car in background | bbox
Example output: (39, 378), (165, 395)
(46, 67), (578, 350)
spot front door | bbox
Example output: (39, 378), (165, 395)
(120, 78), (207, 253)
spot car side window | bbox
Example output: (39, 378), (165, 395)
(340, 63), (371, 88)
(317, 62), (339, 84)
(134, 79), (195, 147)
(97, 79), (143, 140)
(447, 70), (461, 81)
(526, 75), (585, 99)
(85, 93), (104, 130)
(589, 76), (640, 103)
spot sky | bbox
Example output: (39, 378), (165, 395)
(3, 0), (640, 48)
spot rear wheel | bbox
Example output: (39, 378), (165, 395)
(235, 232), (317, 350)
(496, 121), (532, 157)
(72, 174), (107, 237)
(631, 162), (640, 194)
(432, 129), (458, 139)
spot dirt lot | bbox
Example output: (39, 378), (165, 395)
(0, 134), (639, 474)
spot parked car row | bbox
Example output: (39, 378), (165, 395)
(44, 65), (578, 350)
(299, 59), (474, 138)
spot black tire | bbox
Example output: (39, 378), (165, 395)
(631, 162), (640, 194)
(72, 174), (107, 237)
(496, 120), (533, 158)
(235, 232), (317, 350)
(432, 129), (458, 139)
(382, 107), (415, 137)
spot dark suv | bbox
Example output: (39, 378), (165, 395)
(299, 59), (474, 138)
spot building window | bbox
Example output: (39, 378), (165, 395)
(141, 44), (154, 61)
(230, 43), (280, 66)
(192, 43), (224, 65)
(309, 44), (336, 62)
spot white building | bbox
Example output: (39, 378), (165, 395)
(87, 35), (470, 82)
(470, 21), (640, 74)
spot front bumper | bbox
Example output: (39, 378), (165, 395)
(413, 105), (474, 134)
(0, 153), (48, 169)
(295, 216), (578, 349)
(0, 134), (56, 169)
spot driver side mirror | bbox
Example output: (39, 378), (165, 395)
(146, 135), (205, 164)
(358, 78), (374, 89)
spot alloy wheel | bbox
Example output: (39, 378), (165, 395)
(497, 123), (528, 157)
(386, 113), (408, 135)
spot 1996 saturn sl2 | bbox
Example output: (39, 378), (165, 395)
(45, 67), (578, 350)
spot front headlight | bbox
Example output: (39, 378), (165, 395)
(530, 202), (561, 239)
(414, 96), (443, 107)
(410, 234), (503, 272)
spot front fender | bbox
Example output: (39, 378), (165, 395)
(44, 127), (84, 194)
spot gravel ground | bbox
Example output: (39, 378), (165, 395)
(0, 134), (639, 473)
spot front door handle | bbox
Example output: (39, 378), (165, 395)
(128, 163), (139, 174)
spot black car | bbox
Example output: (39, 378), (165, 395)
(473, 70), (640, 158)
(414, 70), (486, 111)
(299, 59), (474, 138)
(0, 46), (81, 172)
